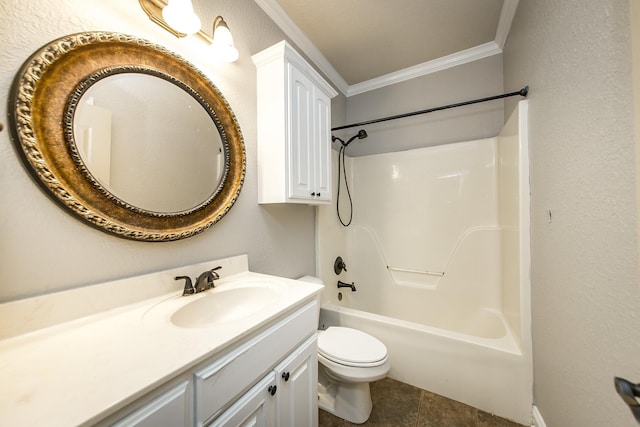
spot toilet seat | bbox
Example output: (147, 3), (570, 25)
(318, 327), (388, 367)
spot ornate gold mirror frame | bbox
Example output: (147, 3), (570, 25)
(9, 32), (246, 242)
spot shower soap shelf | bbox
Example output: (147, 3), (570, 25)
(386, 266), (444, 290)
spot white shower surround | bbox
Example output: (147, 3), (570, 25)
(317, 101), (531, 424)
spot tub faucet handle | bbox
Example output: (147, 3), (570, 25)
(334, 256), (347, 274)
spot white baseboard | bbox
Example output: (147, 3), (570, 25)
(532, 405), (547, 427)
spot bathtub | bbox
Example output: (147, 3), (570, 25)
(318, 301), (531, 425)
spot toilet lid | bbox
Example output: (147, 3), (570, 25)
(318, 327), (388, 366)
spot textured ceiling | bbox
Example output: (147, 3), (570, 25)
(275, 0), (505, 86)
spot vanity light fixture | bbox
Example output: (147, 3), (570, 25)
(139, 0), (240, 62)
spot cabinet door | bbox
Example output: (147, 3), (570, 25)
(194, 301), (317, 424)
(313, 88), (332, 202)
(275, 335), (318, 427)
(208, 372), (277, 427)
(111, 380), (191, 427)
(288, 64), (315, 200)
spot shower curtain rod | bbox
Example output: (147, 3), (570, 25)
(331, 86), (529, 132)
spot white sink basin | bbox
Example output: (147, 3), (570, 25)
(169, 285), (280, 328)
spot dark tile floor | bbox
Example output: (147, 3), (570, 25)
(319, 378), (526, 427)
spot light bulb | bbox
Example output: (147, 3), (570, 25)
(211, 16), (239, 62)
(162, 0), (201, 35)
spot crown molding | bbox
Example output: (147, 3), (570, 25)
(347, 41), (502, 97)
(255, 0), (517, 97)
(532, 405), (548, 427)
(254, 0), (349, 94)
(495, 0), (520, 49)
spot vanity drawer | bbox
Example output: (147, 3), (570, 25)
(194, 300), (317, 424)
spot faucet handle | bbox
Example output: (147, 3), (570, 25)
(334, 257), (347, 274)
(175, 276), (195, 296)
(195, 272), (213, 293)
(211, 265), (222, 280)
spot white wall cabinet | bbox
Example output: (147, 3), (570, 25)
(102, 300), (318, 427)
(253, 41), (337, 205)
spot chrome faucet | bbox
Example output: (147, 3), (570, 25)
(175, 266), (222, 296)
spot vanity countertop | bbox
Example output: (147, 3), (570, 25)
(0, 255), (322, 426)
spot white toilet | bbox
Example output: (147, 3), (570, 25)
(317, 326), (390, 424)
(297, 275), (390, 423)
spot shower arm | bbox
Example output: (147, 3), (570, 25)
(331, 86), (529, 132)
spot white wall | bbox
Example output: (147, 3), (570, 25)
(0, 0), (323, 302)
(503, 1), (640, 426)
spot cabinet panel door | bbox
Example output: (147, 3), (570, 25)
(111, 381), (191, 427)
(314, 89), (331, 202)
(195, 301), (317, 423)
(208, 373), (276, 427)
(288, 65), (314, 200)
(275, 335), (318, 427)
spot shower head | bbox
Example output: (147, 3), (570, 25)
(343, 129), (368, 147)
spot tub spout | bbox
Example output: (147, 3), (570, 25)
(337, 280), (356, 292)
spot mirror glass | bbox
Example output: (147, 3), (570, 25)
(73, 73), (224, 213)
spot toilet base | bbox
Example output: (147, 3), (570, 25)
(318, 365), (373, 424)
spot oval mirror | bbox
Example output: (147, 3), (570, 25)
(9, 32), (246, 241)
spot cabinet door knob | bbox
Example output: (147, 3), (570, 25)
(282, 372), (290, 381)
(317, 192), (321, 197)
(268, 385), (277, 396)
(311, 192), (316, 196)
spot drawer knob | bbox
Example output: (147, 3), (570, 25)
(282, 372), (290, 382)
(268, 385), (277, 396)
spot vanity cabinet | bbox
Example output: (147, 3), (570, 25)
(103, 300), (318, 427)
(209, 372), (276, 426)
(109, 379), (192, 427)
(253, 41), (338, 205)
(212, 336), (317, 427)
(274, 335), (318, 426)
(0, 256), (324, 427)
